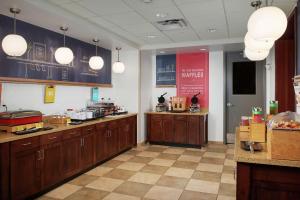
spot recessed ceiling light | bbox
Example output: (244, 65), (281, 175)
(159, 51), (165, 54)
(142, 0), (153, 3)
(156, 13), (168, 18)
(200, 48), (207, 51)
(146, 35), (157, 38)
(208, 28), (217, 33)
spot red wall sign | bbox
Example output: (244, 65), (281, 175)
(176, 52), (209, 108)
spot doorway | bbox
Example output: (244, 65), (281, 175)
(225, 51), (266, 143)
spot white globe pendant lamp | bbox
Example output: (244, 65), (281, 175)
(89, 39), (104, 70)
(248, 1), (287, 41)
(244, 48), (269, 61)
(1, 8), (27, 57)
(244, 32), (274, 50)
(112, 47), (125, 74)
(55, 27), (74, 65)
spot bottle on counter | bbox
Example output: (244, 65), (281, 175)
(168, 97), (172, 111)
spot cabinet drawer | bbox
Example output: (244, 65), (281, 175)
(82, 125), (96, 135)
(151, 114), (162, 120)
(41, 132), (62, 145)
(188, 116), (199, 122)
(62, 129), (81, 140)
(11, 137), (40, 153)
(108, 121), (118, 128)
(174, 115), (187, 121)
(96, 122), (107, 130)
(163, 115), (173, 120)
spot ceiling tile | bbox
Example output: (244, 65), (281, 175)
(163, 28), (199, 42)
(123, 0), (175, 10)
(121, 23), (161, 36)
(102, 11), (147, 26)
(88, 16), (117, 28)
(140, 35), (172, 44)
(59, 2), (97, 18)
(47, 0), (75, 5)
(78, 0), (132, 16)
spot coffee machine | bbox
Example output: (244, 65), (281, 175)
(156, 92), (168, 112)
(189, 92), (201, 113)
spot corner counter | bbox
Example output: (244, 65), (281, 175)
(234, 128), (300, 200)
(146, 111), (208, 147)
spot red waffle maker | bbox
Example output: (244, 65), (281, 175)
(0, 110), (43, 126)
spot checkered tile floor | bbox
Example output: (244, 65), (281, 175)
(37, 143), (236, 200)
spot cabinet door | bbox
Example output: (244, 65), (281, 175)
(107, 121), (119, 157)
(119, 119), (129, 151)
(174, 116), (187, 144)
(42, 142), (62, 189)
(61, 130), (81, 178)
(162, 115), (174, 142)
(187, 116), (200, 145)
(96, 123), (108, 162)
(150, 115), (163, 142)
(127, 116), (136, 147)
(11, 147), (41, 200)
(81, 128), (96, 169)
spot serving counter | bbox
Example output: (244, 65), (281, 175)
(0, 114), (137, 200)
(145, 111), (208, 147)
(234, 128), (300, 200)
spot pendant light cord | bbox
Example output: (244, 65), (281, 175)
(117, 48), (120, 62)
(13, 12), (16, 34)
(63, 30), (66, 47)
(95, 41), (98, 56)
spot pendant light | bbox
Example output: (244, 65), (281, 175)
(89, 39), (104, 70)
(54, 26), (74, 65)
(1, 8), (27, 57)
(244, 32), (274, 50)
(245, 48), (269, 61)
(247, 0), (287, 41)
(112, 47), (125, 74)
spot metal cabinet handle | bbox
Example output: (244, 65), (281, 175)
(22, 142), (31, 146)
(48, 136), (57, 140)
(83, 138), (85, 146)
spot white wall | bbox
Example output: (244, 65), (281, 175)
(1, 49), (140, 122)
(265, 47), (276, 113)
(208, 51), (225, 142)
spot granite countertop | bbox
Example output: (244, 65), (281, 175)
(0, 113), (137, 144)
(234, 128), (300, 168)
(145, 111), (208, 116)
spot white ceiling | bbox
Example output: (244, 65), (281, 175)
(0, 0), (297, 50)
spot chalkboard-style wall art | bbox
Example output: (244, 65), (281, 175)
(156, 54), (176, 86)
(0, 14), (112, 86)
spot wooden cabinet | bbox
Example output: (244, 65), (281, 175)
(0, 143), (9, 200)
(147, 113), (208, 147)
(61, 129), (81, 178)
(119, 118), (129, 151)
(107, 121), (119, 157)
(174, 115), (187, 144)
(40, 132), (63, 189)
(81, 125), (96, 169)
(237, 162), (300, 200)
(96, 122), (108, 162)
(10, 137), (42, 200)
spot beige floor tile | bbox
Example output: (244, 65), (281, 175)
(206, 148), (227, 153)
(185, 179), (220, 194)
(144, 186), (183, 200)
(183, 150), (204, 156)
(197, 163), (223, 173)
(192, 171), (221, 182)
(45, 184), (82, 199)
(141, 164), (169, 175)
(179, 190), (217, 200)
(64, 187), (109, 200)
(156, 175), (189, 189)
(226, 149), (234, 154)
(69, 174), (99, 186)
(102, 160), (124, 168)
(113, 154), (134, 162)
(157, 153), (180, 160)
(178, 155), (201, 163)
(185, 147), (203, 152)
(86, 166), (113, 177)
(227, 144), (235, 149)
(172, 161), (198, 170)
(148, 158), (175, 167)
(102, 192), (141, 200)
(124, 150), (140, 156)
(128, 172), (161, 184)
(151, 144), (169, 149)
(163, 148), (185, 155)
(86, 177), (124, 192)
(128, 156), (153, 164)
(218, 183), (236, 196)
(224, 159), (236, 167)
(136, 151), (160, 158)
(114, 181), (152, 197)
(203, 152), (226, 159)
(207, 143), (227, 149)
(226, 154), (234, 159)
(147, 146), (167, 152)
(223, 166), (235, 174)
(36, 197), (57, 200)
(117, 162), (146, 171)
(221, 173), (236, 184)
(104, 169), (136, 180)
(217, 195), (236, 200)
(200, 157), (225, 165)
(164, 167), (194, 178)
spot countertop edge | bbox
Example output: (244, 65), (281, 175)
(0, 113), (137, 144)
(145, 111), (208, 116)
